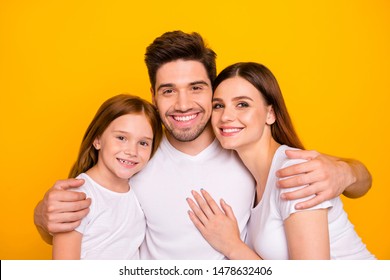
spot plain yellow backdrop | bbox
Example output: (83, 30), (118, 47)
(0, 0), (389, 260)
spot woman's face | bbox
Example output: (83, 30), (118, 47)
(211, 76), (274, 151)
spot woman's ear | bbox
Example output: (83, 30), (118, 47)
(266, 106), (276, 125)
(93, 138), (101, 150)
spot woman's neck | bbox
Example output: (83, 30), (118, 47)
(236, 133), (280, 204)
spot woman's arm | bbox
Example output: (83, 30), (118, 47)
(277, 150), (372, 209)
(186, 189), (261, 260)
(284, 209), (330, 259)
(52, 230), (83, 260)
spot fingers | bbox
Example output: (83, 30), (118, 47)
(277, 159), (321, 179)
(186, 189), (224, 226)
(186, 197), (209, 226)
(293, 193), (327, 210)
(46, 204), (90, 233)
(48, 196), (91, 214)
(46, 188), (88, 204)
(52, 178), (85, 191)
(277, 168), (326, 189)
(280, 185), (316, 201)
(191, 190), (219, 218)
(220, 199), (237, 221)
(280, 182), (332, 210)
(199, 189), (223, 215)
(284, 149), (320, 160)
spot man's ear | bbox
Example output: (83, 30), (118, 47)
(150, 87), (156, 106)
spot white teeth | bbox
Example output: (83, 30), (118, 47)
(119, 159), (135, 165)
(222, 128), (241, 133)
(173, 114), (197, 122)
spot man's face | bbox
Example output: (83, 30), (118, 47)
(152, 59), (213, 142)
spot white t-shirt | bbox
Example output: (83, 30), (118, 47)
(131, 135), (255, 259)
(246, 145), (376, 260)
(74, 173), (146, 260)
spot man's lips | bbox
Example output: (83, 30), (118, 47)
(171, 113), (198, 122)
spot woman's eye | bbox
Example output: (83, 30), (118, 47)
(237, 102), (249, 108)
(212, 103), (223, 109)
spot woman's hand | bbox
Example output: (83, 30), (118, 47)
(186, 189), (260, 259)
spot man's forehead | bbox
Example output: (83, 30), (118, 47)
(155, 60), (211, 86)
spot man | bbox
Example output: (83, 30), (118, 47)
(34, 31), (372, 259)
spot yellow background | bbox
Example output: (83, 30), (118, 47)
(0, 0), (389, 259)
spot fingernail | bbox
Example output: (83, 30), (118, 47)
(280, 194), (286, 200)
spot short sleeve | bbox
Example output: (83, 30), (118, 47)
(72, 174), (93, 234)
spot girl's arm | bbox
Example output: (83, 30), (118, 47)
(52, 230), (83, 260)
(284, 209), (330, 259)
(187, 189), (261, 260)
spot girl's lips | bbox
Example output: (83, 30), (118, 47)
(117, 158), (138, 168)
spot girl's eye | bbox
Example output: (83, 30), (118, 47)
(140, 141), (150, 147)
(117, 136), (126, 141)
(212, 103), (223, 109)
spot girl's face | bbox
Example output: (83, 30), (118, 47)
(93, 113), (154, 182)
(211, 77), (275, 151)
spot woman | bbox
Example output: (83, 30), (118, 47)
(186, 62), (375, 260)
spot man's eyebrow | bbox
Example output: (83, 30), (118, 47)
(156, 83), (174, 91)
(156, 80), (209, 92)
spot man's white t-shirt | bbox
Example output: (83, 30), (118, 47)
(131, 135), (255, 259)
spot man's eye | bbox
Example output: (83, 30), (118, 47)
(162, 89), (173, 95)
(192, 86), (202, 91)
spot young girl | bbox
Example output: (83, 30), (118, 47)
(52, 94), (162, 259)
(186, 62), (376, 260)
